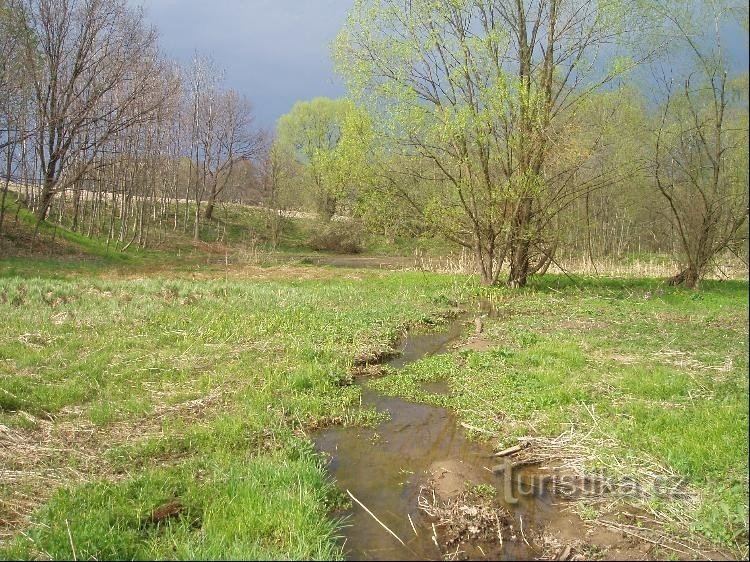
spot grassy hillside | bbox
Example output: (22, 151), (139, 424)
(0, 195), (454, 264)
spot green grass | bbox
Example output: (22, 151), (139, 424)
(3, 449), (342, 560)
(1, 246), (746, 558)
(0, 258), (472, 560)
(371, 276), (749, 550)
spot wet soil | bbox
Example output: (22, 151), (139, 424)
(420, 379), (451, 395)
(314, 314), (557, 560)
(313, 310), (716, 561)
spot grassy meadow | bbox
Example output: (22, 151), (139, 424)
(0, 216), (747, 559)
(0, 254), (471, 559)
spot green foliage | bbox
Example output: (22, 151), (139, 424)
(307, 219), (365, 254)
(276, 97), (371, 219)
(333, 0), (645, 285)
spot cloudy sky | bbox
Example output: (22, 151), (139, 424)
(135, 0), (351, 130)
(135, 0), (748, 131)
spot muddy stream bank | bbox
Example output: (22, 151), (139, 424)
(314, 312), (563, 561)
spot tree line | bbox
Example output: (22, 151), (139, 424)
(273, 0), (747, 287)
(2, 0), (748, 288)
(0, 0), (263, 250)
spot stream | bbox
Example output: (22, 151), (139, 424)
(314, 313), (559, 561)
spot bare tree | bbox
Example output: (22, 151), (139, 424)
(0, 0), (32, 238)
(202, 90), (262, 220)
(1, 1), (268, 253)
(650, 1), (748, 288)
(14, 0), (167, 223)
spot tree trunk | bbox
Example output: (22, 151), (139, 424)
(71, 185), (81, 231)
(204, 199), (215, 220)
(0, 141), (12, 239)
(475, 246), (492, 286)
(193, 200), (201, 241)
(509, 242), (530, 287)
(36, 175), (56, 222)
(508, 197), (532, 288)
(474, 235), (502, 286)
(667, 267), (699, 289)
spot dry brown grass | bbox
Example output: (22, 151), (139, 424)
(411, 248), (748, 282)
(0, 382), (239, 543)
(502, 424), (740, 560)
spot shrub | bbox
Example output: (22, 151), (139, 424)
(308, 220), (363, 254)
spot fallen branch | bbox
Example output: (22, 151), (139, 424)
(408, 513), (418, 536)
(598, 519), (708, 559)
(460, 422), (499, 436)
(493, 444), (524, 457)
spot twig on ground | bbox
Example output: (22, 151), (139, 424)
(494, 444), (524, 457)
(408, 513), (418, 536)
(346, 490), (405, 547)
(65, 519), (76, 561)
(519, 515), (531, 547)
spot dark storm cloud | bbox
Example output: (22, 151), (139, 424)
(134, 0), (352, 130)
(135, 0), (747, 131)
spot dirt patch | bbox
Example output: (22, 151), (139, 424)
(352, 348), (400, 368)
(349, 363), (387, 379)
(487, 433), (739, 560)
(653, 349), (734, 374)
(534, 512), (654, 560)
(535, 506), (738, 561)
(459, 334), (496, 352)
(426, 459), (487, 500)
(416, 457), (730, 561)
(102, 263), (365, 282)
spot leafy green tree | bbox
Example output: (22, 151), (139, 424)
(335, 0), (642, 285)
(276, 97), (360, 220)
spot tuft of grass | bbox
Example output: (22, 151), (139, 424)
(3, 446), (343, 560)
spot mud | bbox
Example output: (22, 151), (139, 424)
(314, 313), (558, 560)
(420, 379), (451, 395)
(313, 309), (704, 561)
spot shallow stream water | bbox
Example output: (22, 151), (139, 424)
(314, 313), (558, 561)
